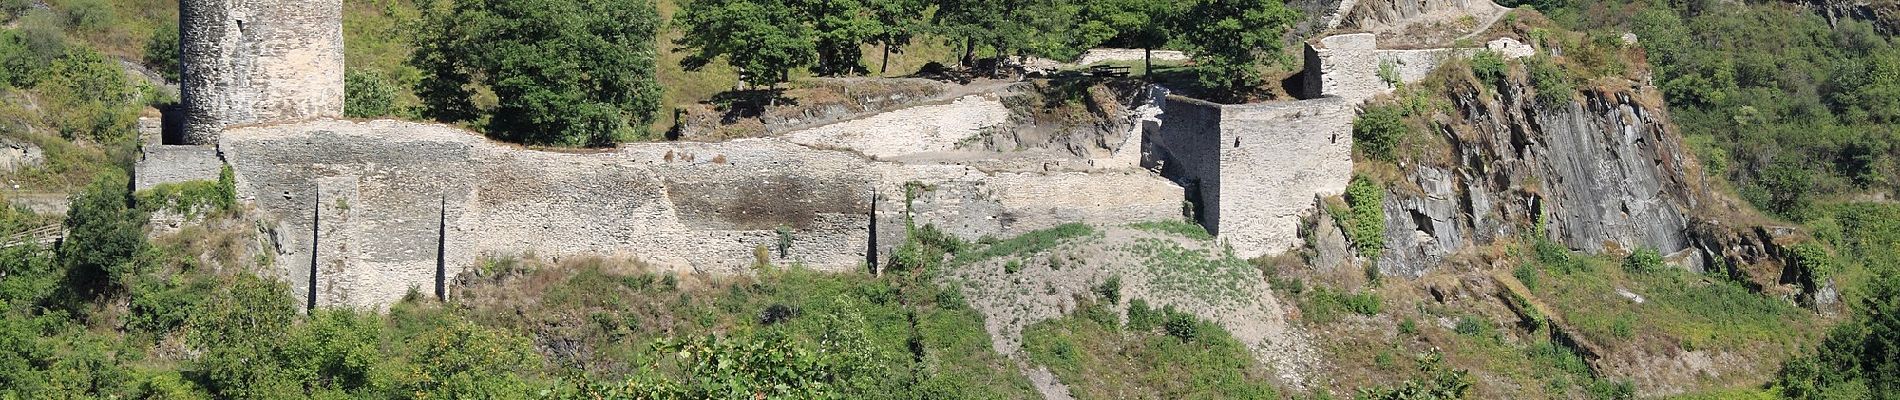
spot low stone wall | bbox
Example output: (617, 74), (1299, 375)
(135, 145), (223, 190)
(1304, 33), (1532, 102)
(219, 119), (1185, 308)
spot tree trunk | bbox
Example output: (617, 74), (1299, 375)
(962, 38), (975, 68)
(881, 37), (892, 76)
(1144, 47), (1153, 81)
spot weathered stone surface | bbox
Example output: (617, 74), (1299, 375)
(135, 145), (222, 190)
(1342, 0), (1510, 45)
(1149, 94), (1356, 258)
(1378, 75), (1704, 275)
(181, 0), (344, 144)
(0, 137), (43, 173)
(222, 119), (1187, 308)
(784, 95), (1010, 159)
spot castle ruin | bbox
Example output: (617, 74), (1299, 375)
(138, 3), (1526, 308)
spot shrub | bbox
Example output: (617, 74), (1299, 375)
(1163, 311), (1199, 342)
(1094, 275), (1122, 305)
(62, 0), (113, 32)
(1352, 105), (1410, 162)
(144, 21), (181, 82)
(1470, 50), (1507, 89)
(343, 70), (396, 118)
(59, 172), (149, 298)
(1454, 316), (1491, 337)
(1514, 263), (1540, 290)
(1527, 56), (1575, 107)
(1341, 175), (1387, 258)
(42, 48), (138, 144)
(1623, 247), (1665, 274)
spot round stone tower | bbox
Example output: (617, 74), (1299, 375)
(180, 0), (345, 145)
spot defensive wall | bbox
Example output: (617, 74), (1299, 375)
(141, 0), (1535, 307)
(217, 120), (1183, 308)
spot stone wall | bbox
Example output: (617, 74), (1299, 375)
(180, 0), (344, 144)
(134, 145), (223, 190)
(1148, 94), (1356, 258)
(220, 119), (1184, 308)
(1303, 33), (1531, 103)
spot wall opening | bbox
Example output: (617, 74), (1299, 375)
(865, 191), (879, 273)
(307, 189), (320, 311)
(435, 195), (447, 300)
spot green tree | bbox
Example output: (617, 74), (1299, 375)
(798, 0), (878, 77)
(866, 0), (926, 75)
(1174, 0), (1302, 96)
(1079, 0), (1182, 75)
(675, 0), (816, 89)
(413, 0), (664, 146)
(58, 172), (147, 299)
(144, 20), (181, 83)
(1777, 271), (1900, 399)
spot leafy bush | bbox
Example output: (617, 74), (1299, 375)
(144, 20), (180, 82)
(1355, 352), (1474, 400)
(58, 172), (148, 299)
(61, 0), (113, 32)
(343, 70), (397, 118)
(41, 48), (138, 144)
(1469, 50), (1507, 90)
(1352, 105), (1410, 162)
(1340, 175), (1387, 258)
(1622, 247), (1665, 274)
(1094, 275), (1122, 305)
(1527, 55), (1574, 107)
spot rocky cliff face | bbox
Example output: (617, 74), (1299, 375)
(1356, 72), (1830, 305)
(1797, 0), (1900, 34)
(1374, 75), (1707, 276)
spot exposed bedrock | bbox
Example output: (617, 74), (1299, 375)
(1377, 76), (1702, 277)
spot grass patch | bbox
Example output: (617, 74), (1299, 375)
(954, 223), (1095, 264)
(1125, 237), (1259, 307)
(1023, 301), (1279, 399)
(1128, 220), (1213, 241)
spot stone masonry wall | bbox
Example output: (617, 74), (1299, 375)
(134, 145), (222, 190)
(181, 0), (344, 144)
(1216, 97), (1357, 257)
(222, 119), (1184, 308)
(1148, 94), (1355, 258)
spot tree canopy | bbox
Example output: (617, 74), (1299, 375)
(413, 0), (663, 147)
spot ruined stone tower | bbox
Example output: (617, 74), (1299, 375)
(179, 0), (345, 145)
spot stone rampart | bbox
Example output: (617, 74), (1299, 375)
(181, 0), (344, 144)
(221, 119), (1184, 308)
(134, 145), (222, 190)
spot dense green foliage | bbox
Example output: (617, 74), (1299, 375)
(343, 70), (397, 119)
(1353, 104), (1410, 161)
(1172, 0), (1300, 95)
(413, 0), (664, 146)
(1550, 0), (1900, 220)
(675, 0), (817, 88)
(1339, 175), (1386, 259)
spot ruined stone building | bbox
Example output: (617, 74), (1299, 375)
(137, 2), (1520, 308)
